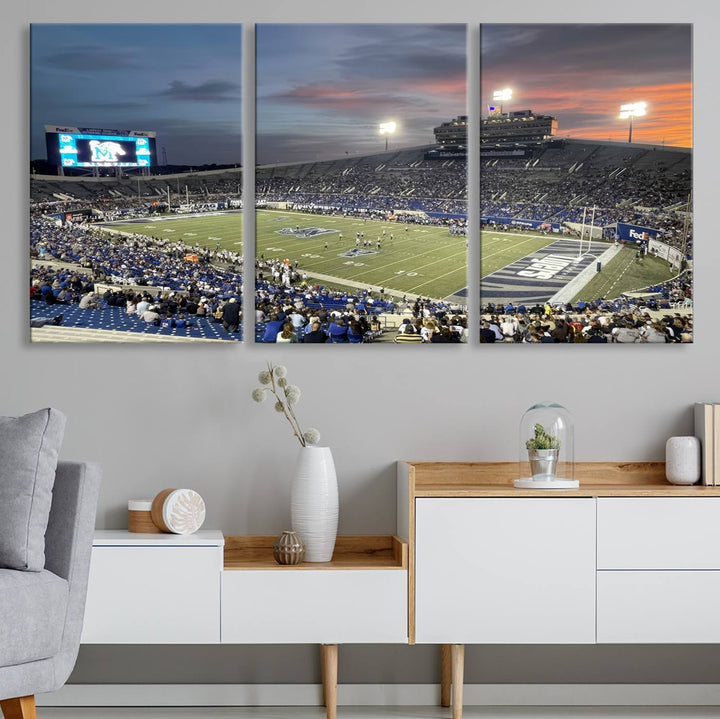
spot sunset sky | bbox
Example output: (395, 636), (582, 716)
(256, 24), (467, 164)
(482, 24), (692, 147)
(31, 24), (242, 165)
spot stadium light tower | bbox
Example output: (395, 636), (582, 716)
(619, 102), (647, 143)
(493, 88), (513, 113)
(379, 121), (396, 152)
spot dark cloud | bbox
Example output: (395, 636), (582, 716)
(157, 79), (241, 103)
(41, 46), (136, 72)
(483, 24), (691, 81)
(335, 44), (465, 82)
(267, 85), (426, 113)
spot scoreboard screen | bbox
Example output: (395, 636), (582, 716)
(45, 126), (157, 168)
(57, 133), (150, 168)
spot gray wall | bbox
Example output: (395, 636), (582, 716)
(10, 0), (719, 686)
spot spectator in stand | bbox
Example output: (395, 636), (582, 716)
(141, 304), (160, 325)
(304, 321), (328, 343)
(78, 291), (99, 310)
(276, 322), (298, 343)
(393, 325), (423, 343)
(479, 321), (496, 343)
(262, 314), (285, 343)
(327, 318), (349, 343)
(221, 297), (241, 334)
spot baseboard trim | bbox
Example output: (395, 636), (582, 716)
(37, 684), (720, 707)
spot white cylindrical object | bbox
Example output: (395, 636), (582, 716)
(291, 446), (338, 562)
(665, 436), (701, 485)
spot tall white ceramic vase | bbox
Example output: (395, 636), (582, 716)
(291, 446), (338, 562)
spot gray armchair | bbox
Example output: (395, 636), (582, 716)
(0, 461), (101, 719)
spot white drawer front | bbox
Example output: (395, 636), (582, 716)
(81, 546), (221, 643)
(415, 498), (596, 644)
(597, 570), (720, 643)
(221, 570), (407, 644)
(598, 497), (720, 569)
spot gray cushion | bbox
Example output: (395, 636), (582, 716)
(0, 568), (69, 667)
(0, 408), (66, 570)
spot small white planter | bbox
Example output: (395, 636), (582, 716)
(291, 446), (338, 562)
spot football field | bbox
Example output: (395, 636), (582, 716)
(100, 212), (676, 305)
(256, 209), (467, 300)
(480, 229), (676, 305)
(101, 211), (244, 252)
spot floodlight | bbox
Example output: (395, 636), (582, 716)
(619, 102), (647, 143)
(619, 102), (647, 119)
(379, 121), (396, 151)
(493, 88), (513, 102)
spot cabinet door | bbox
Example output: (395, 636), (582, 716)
(81, 546), (221, 643)
(415, 498), (596, 644)
(222, 569), (407, 644)
(598, 570), (720, 643)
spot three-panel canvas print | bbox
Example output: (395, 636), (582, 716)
(29, 23), (692, 345)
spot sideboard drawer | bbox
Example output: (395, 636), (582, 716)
(597, 497), (720, 569)
(82, 545), (222, 643)
(597, 570), (720, 643)
(221, 569), (407, 644)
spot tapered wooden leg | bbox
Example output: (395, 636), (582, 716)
(320, 644), (327, 707)
(320, 644), (338, 719)
(440, 644), (452, 707)
(1, 695), (37, 719)
(451, 644), (464, 719)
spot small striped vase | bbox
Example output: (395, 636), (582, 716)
(290, 446), (338, 562)
(273, 530), (305, 565)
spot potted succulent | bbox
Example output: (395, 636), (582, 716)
(525, 423), (561, 480)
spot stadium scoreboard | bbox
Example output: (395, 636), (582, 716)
(45, 125), (157, 168)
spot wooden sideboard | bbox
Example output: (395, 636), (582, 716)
(81, 531), (407, 719)
(397, 461), (720, 719)
(80, 462), (720, 719)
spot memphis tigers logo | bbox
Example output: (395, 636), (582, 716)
(89, 140), (127, 164)
(340, 248), (377, 258)
(274, 227), (337, 238)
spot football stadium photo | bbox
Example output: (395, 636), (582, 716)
(254, 23), (469, 344)
(477, 24), (692, 344)
(30, 24), (244, 343)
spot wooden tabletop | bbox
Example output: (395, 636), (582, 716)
(224, 535), (408, 570)
(402, 461), (720, 497)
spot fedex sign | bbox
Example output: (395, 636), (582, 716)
(617, 222), (659, 243)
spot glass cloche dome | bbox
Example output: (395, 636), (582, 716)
(515, 401), (577, 489)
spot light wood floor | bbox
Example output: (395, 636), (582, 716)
(34, 708), (720, 718)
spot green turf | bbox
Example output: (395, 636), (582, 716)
(101, 213), (676, 303)
(103, 212), (243, 251)
(569, 246), (675, 303)
(256, 209), (467, 299)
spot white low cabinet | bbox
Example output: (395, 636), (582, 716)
(415, 497), (596, 644)
(81, 530), (224, 644)
(222, 569), (407, 644)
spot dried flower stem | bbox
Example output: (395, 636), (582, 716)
(267, 362), (306, 446)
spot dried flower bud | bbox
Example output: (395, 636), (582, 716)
(258, 371), (271, 385)
(285, 385), (301, 404)
(277, 377), (288, 388)
(303, 428), (321, 445)
(274, 401), (285, 413)
(251, 388), (267, 403)
(274, 365), (288, 379)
